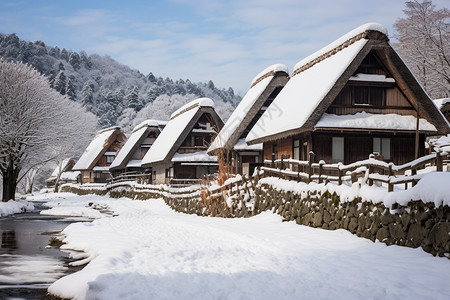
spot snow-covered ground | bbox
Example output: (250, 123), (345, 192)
(23, 192), (450, 300)
(0, 199), (34, 217)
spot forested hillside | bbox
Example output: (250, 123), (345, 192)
(0, 33), (240, 130)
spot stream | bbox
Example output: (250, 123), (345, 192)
(0, 201), (91, 299)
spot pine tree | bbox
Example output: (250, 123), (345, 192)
(53, 71), (67, 95)
(69, 52), (81, 70)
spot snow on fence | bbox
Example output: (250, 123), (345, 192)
(262, 151), (449, 192)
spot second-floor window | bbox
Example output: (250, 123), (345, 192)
(354, 86), (385, 106)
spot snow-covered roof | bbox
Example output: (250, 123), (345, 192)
(110, 120), (163, 170)
(293, 23), (387, 73)
(169, 98), (214, 120)
(433, 98), (450, 110)
(73, 127), (122, 171)
(50, 158), (73, 177)
(208, 64), (288, 153)
(251, 64), (288, 86)
(171, 151), (218, 162)
(141, 98), (219, 166)
(316, 112), (437, 132)
(349, 73), (395, 83)
(233, 138), (263, 151)
(246, 32), (369, 143)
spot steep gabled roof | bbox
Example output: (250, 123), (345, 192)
(208, 64), (289, 153)
(141, 98), (224, 166)
(73, 127), (125, 171)
(246, 23), (450, 144)
(109, 120), (165, 171)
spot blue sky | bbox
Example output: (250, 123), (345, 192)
(0, 0), (448, 94)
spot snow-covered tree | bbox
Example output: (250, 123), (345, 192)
(394, 0), (450, 98)
(0, 58), (97, 201)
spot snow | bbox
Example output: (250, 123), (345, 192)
(142, 98), (211, 165)
(247, 38), (368, 143)
(110, 120), (162, 170)
(293, 23), (387, 72)
(30, 191), (449, 300)
(251, 63), (288, 86)
(433, 98), (450, 109)
(171, 151), (217, 162)
(169, 97), (214, 120)
(233, 138), (263, 150)
(316, 112), (437, 131)
(259, 171), (450, 207)
(209, 75), (275, 152)
(73, 127), (120, 171)
(0, 199), (34, 217)
(349, 73), (395, 82)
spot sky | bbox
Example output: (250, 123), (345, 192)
(0, 0), (448, 95)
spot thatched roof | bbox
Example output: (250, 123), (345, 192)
(208, 64), (289, 153)
(109, 120), (165, 171)
(141, 98), (224, 167)
(73, 127), (126, 171)
(246, 23), (450, 145)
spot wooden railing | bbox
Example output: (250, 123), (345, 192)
(109, 172), (152, 185)
(263, 151), (448, 192)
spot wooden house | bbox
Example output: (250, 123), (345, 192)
(141, 98), (224, 185)
(433, 98), (450, 123)
(109, 120), (166, 182)
(207, 64), (289, 176)
(246, 23), (450, 165)
(72, 127), (126, 184)
(45, 158), (79, 188)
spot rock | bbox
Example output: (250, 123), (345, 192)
(401, 212), (411, 229)
(389, 223), (405, 240)
(376, 227), (390, 242)
(329, 221), (338, 230)
(323, 210), (331, 224)
(381, 213), (394, 226)
(407, 223), (427, 248)
(425, 218), (435, 229)
(428, 222), (450, 252)
(303, 213), (312, 226)
(313, 212), (323, 228)
(348, 217), (358, 233)
(369, 223), (379, 236)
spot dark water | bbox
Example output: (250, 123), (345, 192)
(0, 201), (90, 299)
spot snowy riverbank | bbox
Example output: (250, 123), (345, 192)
(0, 200), (34, 217)
(23, 192), (450, 300)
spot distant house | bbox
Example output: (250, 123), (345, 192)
(46, 158), (79, 188)
(433, 98), (450, 123)
(141, 98), (224, 185)
(72, 127), (127, 184)
(208, 64), (289, 176)
(246, 23), (450, 165)
(109, 120), (166, 182)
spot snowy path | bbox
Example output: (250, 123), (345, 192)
(31, 193), (450, 300)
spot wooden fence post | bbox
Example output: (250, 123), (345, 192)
(307, 152), (314, 184)
(338, 169), (343, 185)
(318, 162), (323, 184)
(368, 166), (374, 186)
(436, 151), (443, 172)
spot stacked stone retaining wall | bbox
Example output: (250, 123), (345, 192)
(61, 180), (449, 257)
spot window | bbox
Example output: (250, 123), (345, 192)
(354, 86), (385, 106)
(272, 144), (278, 161)
(293, 139), (300, 160)
(106, 155), (115, 163)
(194, 136), (204, 147)
(332, 137), (344, 163)
(373, 138), (390, 160)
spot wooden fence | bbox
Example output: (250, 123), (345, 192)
(262, 151), (449, 192)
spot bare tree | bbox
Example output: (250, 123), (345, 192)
(0, 58), (97, 201)
(393, 0), (450, 98)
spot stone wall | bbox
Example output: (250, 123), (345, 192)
(253, 183), (449, 258)
(60, 179), (449, 258)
